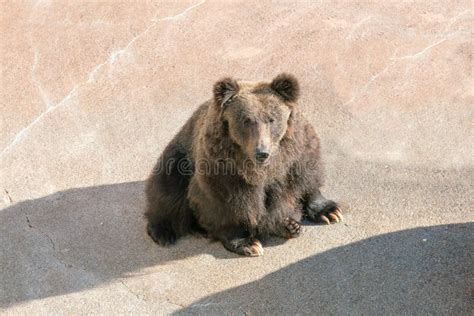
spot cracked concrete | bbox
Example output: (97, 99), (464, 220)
(31, 51), (52, 108)
(2, 1), (206, 158)
(2, 189), (13, 205)
(1, 1), (473, 314)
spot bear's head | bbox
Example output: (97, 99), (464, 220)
(213, 73), (299, 166)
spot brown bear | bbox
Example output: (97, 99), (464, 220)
(145, 73), (342, 256)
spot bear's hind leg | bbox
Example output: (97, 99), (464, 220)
(145, 145), (196, 246)
(147, 219), (176, 246)
(219, 227), (264, 257)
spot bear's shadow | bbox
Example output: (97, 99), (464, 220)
(174, 222), (473, 315)
(2, 180), (319, 307)
(0, 181), (251, 307)
(2, 179), (471, 313)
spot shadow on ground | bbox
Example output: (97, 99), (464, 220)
(0, 181), (238, 308)
(178, 223), (473, 315)
(1, 177), (472, 313)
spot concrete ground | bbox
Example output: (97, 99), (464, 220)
(1, 1), (473, 314)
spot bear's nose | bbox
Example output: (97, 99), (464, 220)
(255, 149), (270, 162)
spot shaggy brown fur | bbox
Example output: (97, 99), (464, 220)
(145, 73), (342, 256)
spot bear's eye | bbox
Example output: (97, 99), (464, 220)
(243, 118), (252, 126)
(269, 118), (275, 123)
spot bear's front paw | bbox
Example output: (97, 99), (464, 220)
(283, 217), (302, 238)
(306, 199), (343, 225)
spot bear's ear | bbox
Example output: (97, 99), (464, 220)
(213, 77), (240, 107)
(270, 73), (300, 102)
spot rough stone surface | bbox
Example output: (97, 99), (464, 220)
(1, 1), (473, 314)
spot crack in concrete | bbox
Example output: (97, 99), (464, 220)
(166, 298), (185, 308)
(343, 59), (396, 106)
(32, 51), (52, 108)
(119, 280), (148, 303)
(343, 14), (467, 107)
(0, 86), (78, 158)
(189, 301), (220, 308)
(88, 0), (206, 83)
(345, 16), (372, 40)
(0, 0), (206, 159)
(25, 214), (33, 228)
(87, 14), (160, 82)
(25, 214), (56, 250)
(118, 280), (191, 308)
(155, 0), (206, 21)
(28, 4), (54, 111)
(3, 188), (13, 204)
(442, 9), (471, 33)
(391, 38), (448, 61)
(24, 213), (74, 269)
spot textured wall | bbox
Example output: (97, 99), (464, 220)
(1, 0), (471, 202)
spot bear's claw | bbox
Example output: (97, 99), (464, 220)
(306, 199), (343, 225)
(319, 207), (343, 224)
(225, 237), (264, 257)
(242, 239), (264, 257)
(283, 217), (302, 238)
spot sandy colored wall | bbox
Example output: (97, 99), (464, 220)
(1, 1), (471, 203)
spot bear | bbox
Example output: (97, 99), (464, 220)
(145, 73), (342, 256)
